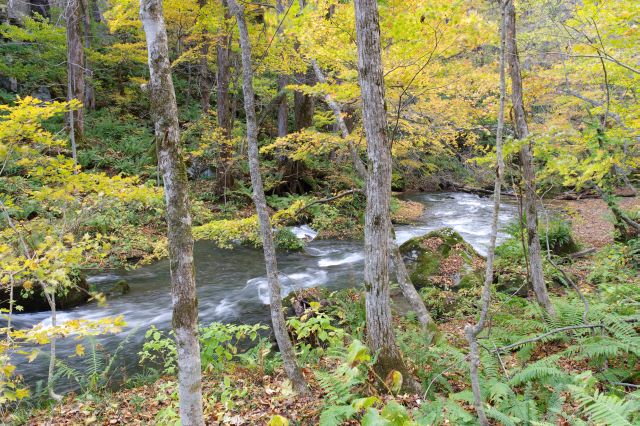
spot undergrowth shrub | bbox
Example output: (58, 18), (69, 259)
(139, 322), (268, 374)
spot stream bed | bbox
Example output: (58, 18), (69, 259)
(9, 192), (518, 392)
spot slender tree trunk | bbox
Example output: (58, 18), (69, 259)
(67, 76), (78, 171)
(216, 0), (234, 193)
(353, 0), (417, 391)
(81, 0), (95, 110)
(277, 75), (288, 137)
(312, 60), (434, 331)
(66, 0), (85, 140)
(276, 0), (288, 137)
(43, 289), (62, 402)
(465, 4), (507, 424)
(504, 0), (554, 316)
(198, 0), (212, 112)
(228, 0), (309, 396)
(140, 1), (204, 424)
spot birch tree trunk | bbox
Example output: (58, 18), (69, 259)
(66, 0), (85, 140)
(504, 0), (555, 316)
(312, 60), (434, 331)
(140, 1), (205, 424)
(227, 0), (309, 396)
(353, 0), (418, 389)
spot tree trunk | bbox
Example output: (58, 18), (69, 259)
(140, 1), (205, 424)
(276, 0), (288, 137)
(216, 0), (234, 193)
(312, 60), (434, 331)
(504, 0), (554, 316)
(81, 0), (96, 110)
(43, 290), (62, 402)
(277, 75), (288, 137)
(228, 0), (309, 396)
(293, 66), (315, 131)
(465, 4), (507, 424)
(66, 0), (85, 140)
(353, 0), (417, 391)
(198, 0), (212, 112)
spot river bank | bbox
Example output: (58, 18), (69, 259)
(9, 193), (640, 425)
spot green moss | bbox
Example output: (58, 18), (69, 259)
(399, 228), (484, 290)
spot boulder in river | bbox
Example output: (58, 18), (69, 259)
(90, 279), (131, 297)
(399, 228), (485, 290)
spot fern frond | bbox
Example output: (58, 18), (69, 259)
(569, 385), (640, 426)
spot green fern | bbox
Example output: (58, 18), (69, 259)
(569, 385), (640, 426)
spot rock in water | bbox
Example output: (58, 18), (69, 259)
(399, 228), (485, 290)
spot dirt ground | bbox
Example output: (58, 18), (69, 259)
(550, 196), (639, 249)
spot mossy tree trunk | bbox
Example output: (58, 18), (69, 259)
(228, 0), (309, 396)
(505, 0), (555, 316)
(140, 1), (204, 424)
(354, 0), (418, 391)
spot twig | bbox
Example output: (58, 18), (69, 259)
(495, 324), (604, 353)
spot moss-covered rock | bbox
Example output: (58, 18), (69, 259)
(399, 228), (485, 290)
(90, 279), (131, 297)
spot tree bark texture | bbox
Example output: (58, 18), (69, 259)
(293, 66), (315, 130)
(66, 0), (85, 139)
(505, 0), (555, 316)
(228, 0), (309, 396)
(140, 1), (205, 424)
(353, 0), (415, 388)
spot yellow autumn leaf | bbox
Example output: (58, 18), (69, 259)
(267, 415), (289, 426)
(75, 344), (86, 357)
(15, 388), (30, 399)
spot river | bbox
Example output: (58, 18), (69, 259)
(10, 192), (518, 392)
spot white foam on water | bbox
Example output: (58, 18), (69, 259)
(86, 274), (122, 284)
(249, 269), (329, 305)
(458, 226), (491, 237)
(214, 298), (237, 317)
(442, 217), (469, 226)
(147, 311), (172, 325)
(289, 225), (318, 241)
(394, 227), (433, 245)
(318, 253), (364, 267)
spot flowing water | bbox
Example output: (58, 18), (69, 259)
(9, 192), (518, 391)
